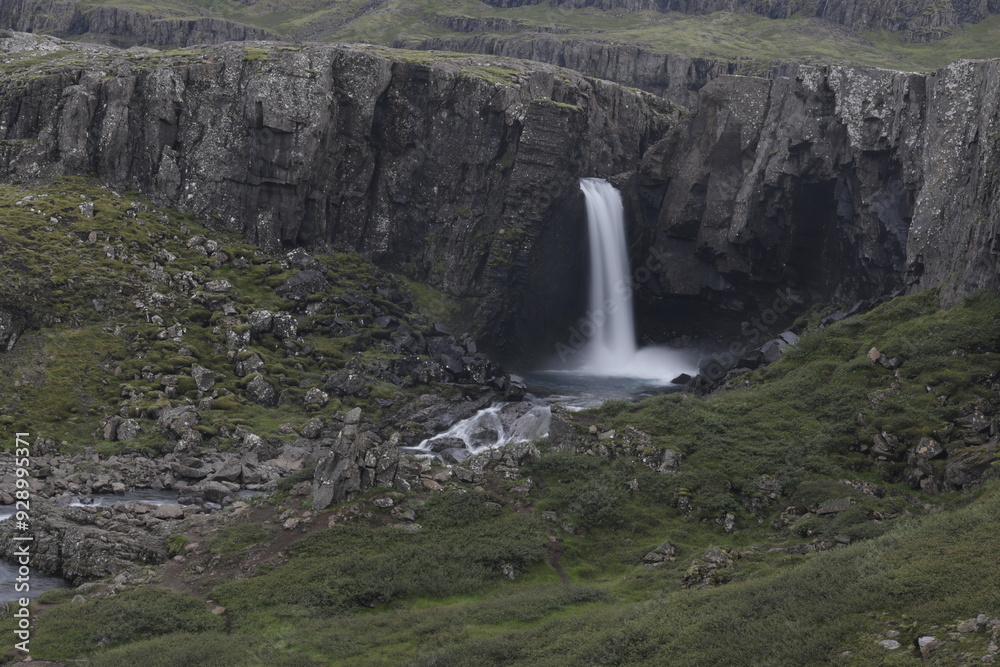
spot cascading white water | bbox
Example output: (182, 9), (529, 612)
(575, 178), (698, 382)
(406, 401), (552, 463)
(580, 178), (637, 370)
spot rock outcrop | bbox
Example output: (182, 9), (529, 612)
(635, 60), (1000, 323)
(0, 36), (675, 358)
(0, 499), (168, 585)
(476, 0), (998, 42)
(0, 0), (279, 47)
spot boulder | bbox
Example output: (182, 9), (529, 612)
(276, 269), (328, 301)
(304, 387), (329, 409)
(117, 419), (141, 441)
(271, 313), (298, 339)
(157, 406), (199, 438)
(247, 310), (274, 333)
(245, 375), (278, 407)
(311, 454), (362, 510)
(642, 540), (677, 565)
(191, 364), (216, 392)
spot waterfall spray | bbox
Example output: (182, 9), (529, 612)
(576, 178), (697, 382)
(580, 178), (637, 372)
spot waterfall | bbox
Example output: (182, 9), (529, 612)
(580, 178), (637, 371)
(575, 178), (697, 382)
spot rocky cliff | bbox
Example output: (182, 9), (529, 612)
(2, 33), (1000, 359)
(394, 35), (750, 108)
(0, 36), (675, 359)
(0, 0), (279, 47)
(477, 0), (998, 41)
(635, 59), (1000, 324)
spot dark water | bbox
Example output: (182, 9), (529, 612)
(59, 489), (181, 508)
(523, 369), (685, 410)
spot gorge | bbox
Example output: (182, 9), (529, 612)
(0, 12), (999, 665)
(1, 34), (998, 365)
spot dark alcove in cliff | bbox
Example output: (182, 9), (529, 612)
(500, 191), (589, 367)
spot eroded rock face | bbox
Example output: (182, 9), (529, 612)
(476, 0), (995, 42)
(0, 38), (674, 360)
(395, 35), (746, 108)
(3, 35), (1000, 359)
(637, 61), (1000, 320)
(0, 0), (279, 47)
(0, 499), (168, 585)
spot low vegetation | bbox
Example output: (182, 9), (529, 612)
(10, 267), (998, 664)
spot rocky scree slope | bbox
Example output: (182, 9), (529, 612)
(0, 177), (528, 582)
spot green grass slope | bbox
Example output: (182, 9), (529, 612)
(38, 1), (1000, 71)
(10, 288), (998, 665)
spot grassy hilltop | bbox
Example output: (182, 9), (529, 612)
(45, 0), (1000, 70)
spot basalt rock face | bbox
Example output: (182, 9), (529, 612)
(476, 0), (997, 41)
(635, 61), (1000, 322)
(0, 37), (675, 360)
(0, 0), (279, 47)
(394, 35), (747, 108)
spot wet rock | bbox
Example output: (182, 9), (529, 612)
(196, 481), (233, 504)
(0, 499), (167, 585)
(504, 374), (528, 401)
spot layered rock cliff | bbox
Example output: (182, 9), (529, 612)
(477, 0), (999, 41)
(2, 32), (999, 361)
(635, 60), (1000, 323)
(0, 0), (279, 47)
(394, 35), (750, 108)
(0, 36), (675, 359)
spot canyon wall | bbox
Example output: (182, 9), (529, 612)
(477, 0), (999, 41)
(1, 34), (999, 359)
(0, 0), (279, 46)
(394, 35), (750, 108)
(0, 39), (675, 358)
(637, 60), (1000, 319)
